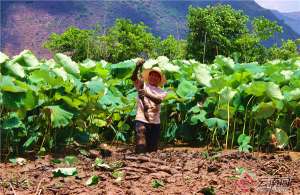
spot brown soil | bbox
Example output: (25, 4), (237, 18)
(1, 146), (300, 195)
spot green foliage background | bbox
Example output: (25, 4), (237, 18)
(43, 5), (299, 64)
(1, 49), (300, 158)
(1, 4), (300, 159)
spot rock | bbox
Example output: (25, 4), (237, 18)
(192, 168), (199, 173)
(89, 149), (100, 158)
(166, 176), (176, 183)
(288, 152), (300, 161)
(207, 163), (221, 172)
(170, 168), (180, 174)
(149, 171), (170, 179)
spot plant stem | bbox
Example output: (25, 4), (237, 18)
(296, 128), (300, 151)
(212, 128), (217, 147)
(225, 100), (230, 149)
(231, 117), (237, 149)
(243, 96), (254, 135)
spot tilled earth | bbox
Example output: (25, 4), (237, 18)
(1, 146), (300, 195)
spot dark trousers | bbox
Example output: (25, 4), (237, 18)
(135, 120), (160, 153)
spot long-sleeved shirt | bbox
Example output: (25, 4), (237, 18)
(135, 82), (167, 124)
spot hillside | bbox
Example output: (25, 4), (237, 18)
(273, 10), (300, 35)
(1, 0), (299, 58)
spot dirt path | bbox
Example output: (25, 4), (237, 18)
(1, 146), (300, 195)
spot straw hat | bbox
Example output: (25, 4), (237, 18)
(142, 67), (166, 87)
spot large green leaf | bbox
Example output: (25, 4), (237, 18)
(214, 55), (235, 74)
(15, 50), (39, 67)
(237, 134), (251, 146)
(205, 77), (229, 95)
(285, 88), (300, 101)
(157, 56), (169, 64)
(21, 90), (38, 110)
(110, 60), (135, 79)
(274, 128), (289, 149)
(158, 58), (180, 72)
(266, 82), (283, 100)
(86, 78), (106, 96)
(94, 65), (109, 79)
(269, 72), (286, 84)
(2, 112), (24, 129)
(235, 63), (263, 75)
(79, 59), (97, 78)
(176, 80), (198, 99)
(237, 134), (252, 153)
(164, 90), (179, 101)
(252, 102), (275, 119)
(214, 104), (235, 120)
(80, 59), (97, 69)
(229, 71), (251, 85)
(2, 92), (24, 109)
(205, 118), (227, 129)
(245, 81), (267, 97)
(159, 62), (179, 72)
(191, 110), (207, 125)
(218, 87), (236, 103)
(193, 63), (212, 87)
(280, 70), (293, 80)
(54, 53), (80, 77)
(43, 106), (73, 128)
(143, 59), (158, 69)
(29, 69), (63, 88)
(0, 76), (27, 92)
(52, 67), (68, 81)
(54, 93), (84, 109)
(0, 52), (9, 64)
(4, 61), (25, 78)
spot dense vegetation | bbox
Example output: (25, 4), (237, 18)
(1, 4), (300, 159)
(43, 5), (299, 64)
(1, 49), (300, 159)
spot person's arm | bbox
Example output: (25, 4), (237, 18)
(131, 59), (145, 91)
(144, 91), (162, 104)
(138, 89), (167, 104)
(131, 59), (144, 81)
(131, 58), (149, 120)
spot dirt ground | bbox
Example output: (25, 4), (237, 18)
(1, 145), (300, 195)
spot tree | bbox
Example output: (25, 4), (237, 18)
(233, 17), (282, 63)
(102, 19), (158, 63)
(187, 4), (249, 63)
(43, 26), (103, 62)
(156, 35), (186, 60)
(234, 34), (267, 63)
(268, 39), (299, 60)
(43, 19), (188, 63)
(252, 16), (282, 41)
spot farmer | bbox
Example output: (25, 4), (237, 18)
(131, 59), (167, 153)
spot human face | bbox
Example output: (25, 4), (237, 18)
(148, 71), (161, 87)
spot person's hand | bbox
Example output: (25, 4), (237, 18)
(136, 58), (145, 67)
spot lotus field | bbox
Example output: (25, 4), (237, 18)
(1, 50), (300, 157)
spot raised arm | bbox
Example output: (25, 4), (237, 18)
(131, 59), (145, 90)
(131, 59), (144, 81)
